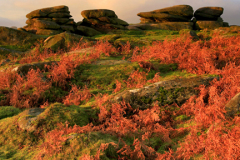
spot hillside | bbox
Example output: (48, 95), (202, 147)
(0, 24), (240, 159)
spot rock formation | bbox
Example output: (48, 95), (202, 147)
(80, 9), (129, 33)
(137, 5), (193, 23)
(136, 5), (194, 31)
(194, 7), (229, 30)
(113, 76), (218, 109)
(194, 7), (223, 21)
(22, 5), (76, 35)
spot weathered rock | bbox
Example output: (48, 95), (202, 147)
(132, 22), (193, 31)
(60, 25), (75, 32)
(137, 12), (190, 22)
(81, 9), (128, 33)
(26, 18), (52, 25)
(98, 17), (129, 26)
(17, 108), (45, 132)
(36, 29), (62, 35)
(152, 5), (193, 18)
(0, 59), (11, 66)
(26, 5), (69, 19)
(48, 12), (72, 18)
(52, 18), (71, 24)
(140, 17), (155, 24)
(65, 19), (76, 25)
(137, 5), (193, 23)
(225, 92), (240, 117)
(195, 21), (223, 30)
(12, 61), (57, 75)
(43, 32), (90, 51)
(194, 7), (224, 21)
(113, 76), (218, 109)
(223, 22), (229, 27)
(33, 19), (61, 29)
(24, 5), (76, 35)
(82, 18), (100, 25)
(217, 17), (223, 22)
(81, 9), (117, 19)
(76, 26), (102, 37)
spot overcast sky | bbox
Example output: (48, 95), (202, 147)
(0, 0), (239, 28)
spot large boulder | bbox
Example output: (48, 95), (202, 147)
(17, 108), (46, 132)
(26, 5), (70, 19)
(137, 12), (190, 23)
(43, 32), (90, 51)
(195, 21), (223, 30)
(81, 9), (129, 33)
(137, 5), (194, 23)
(76, 26), (102, 37)
(194, 7), (224, 21)
(113, 76), (218, 109)
(81, 9), (117, 19)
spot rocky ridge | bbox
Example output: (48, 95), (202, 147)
(22, 5), (76, 35)
(80, 9), (129, 33)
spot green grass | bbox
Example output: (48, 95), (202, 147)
(93, 29), (180, 47)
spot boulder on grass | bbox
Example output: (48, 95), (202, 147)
(76, 26), (102, 37)
(113, 76), (218, 109)
(43, 32), (90, 51)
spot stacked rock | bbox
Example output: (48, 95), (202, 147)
(137, 5), (193, 23)
(136, 5), (194, 31)
(194, 7), (229, 30)
(80, 9), (129, 33)
(23, 5), (76, 35)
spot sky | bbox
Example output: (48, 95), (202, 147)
(0, 0), (239, 28)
